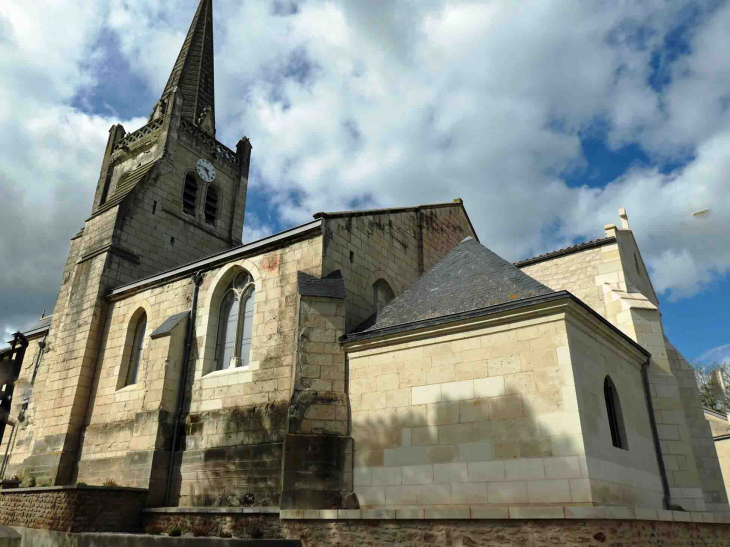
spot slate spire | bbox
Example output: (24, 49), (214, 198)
(159, 0), (215, 132)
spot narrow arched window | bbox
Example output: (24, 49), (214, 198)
(373, 279), (395, 313)
(215, 271), (255, 371)
(183, 174), (198, 216)
(126, 313), (147, 386)
(205, 186), (218, 225)
(604, 376), (628, 450)
(238, 288), (256, 368)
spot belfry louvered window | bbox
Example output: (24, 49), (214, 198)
(205, 186), (218, 225)
(604, 376), (628, 450)
(215, 271), (256, 371)
(183, 174), (198, 215)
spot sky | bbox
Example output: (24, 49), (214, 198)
(0, 0), (728, 364)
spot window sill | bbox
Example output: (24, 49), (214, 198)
(204, 366), (251, 379)
(116, 383), (141, 393)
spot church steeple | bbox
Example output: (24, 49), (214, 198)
(158, 0), (215, 134)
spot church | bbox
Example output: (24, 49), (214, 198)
(2, 0), (730, 539)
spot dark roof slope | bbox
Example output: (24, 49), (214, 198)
(354, 237), (553, 334)
(92, 160), (159, 218)
(515, 237), (615, 267)
(298, 270), (346, 300)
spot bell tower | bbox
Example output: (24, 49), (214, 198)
(18, 0), (253, 485)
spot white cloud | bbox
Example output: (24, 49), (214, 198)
(698, 344), (730, 366)
(2, 0), (730, 336)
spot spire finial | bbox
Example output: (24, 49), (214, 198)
(158, 0), (215, 134)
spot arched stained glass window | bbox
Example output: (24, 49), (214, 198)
(126, 313), (147, 386)
(214, 271), (256, 371)
(604, 376), (628, 450)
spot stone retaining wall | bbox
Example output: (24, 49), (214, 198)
(0, 486), (147, 533)
(141, 513), (730, 546)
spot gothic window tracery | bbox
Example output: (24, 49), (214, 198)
(604, 376), (628, 450)
(183, 174), (198, 216)
(125, 313), (147, 386)
(205, 185), (219, 225)
(215, 271), (256, 371)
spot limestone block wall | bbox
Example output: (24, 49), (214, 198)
(715, 439), (730, 502)
(520, 245), (609, 318)
(322, 204), (475, 331)
(566, 321), (664, 508)
(347, 312), (596, 511)
(170, 234), (324, 506)
(0, 334), (47, 478)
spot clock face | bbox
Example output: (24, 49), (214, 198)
(197, 159), (216, 182)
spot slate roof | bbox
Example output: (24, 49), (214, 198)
(151, 311), (190, 339)
(22, 315), (52, 337)
(93, 161), (159, 218)
(353, 237), (553, 334)
(515, 237), (615, 267)
(298, 270), (347, 300)
(160, 0), (215, 125)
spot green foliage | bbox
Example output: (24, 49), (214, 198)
(168, 527), (182, 537)
(102, 478), (118, 487)
(22, 475), (36, 488)
(76, 482), (88, 487)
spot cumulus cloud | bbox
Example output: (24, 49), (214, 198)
(2, 0), (730, 336)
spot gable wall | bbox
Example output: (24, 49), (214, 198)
(322, 205), (475, 332)
(519, 246), (609, 318)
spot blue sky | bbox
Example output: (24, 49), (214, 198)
(0, 0), (729, 364)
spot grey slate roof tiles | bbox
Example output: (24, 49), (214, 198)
(354, 237), (553, 334)
(151, 311), (190, 339)
(298, 270), (347, 300)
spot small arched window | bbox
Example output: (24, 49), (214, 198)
(183, 174), (198, 216)
(215, 271), (256, 371)
(373, 279), (395, 313)
(205, 186), (218, 225)
(604, 376), (628, 450)
(126, 313), (147, 386)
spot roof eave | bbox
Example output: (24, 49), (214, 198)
(515, 237), (616, 267)
(108, 219), (323, 299)
(341, 290), (651, 360)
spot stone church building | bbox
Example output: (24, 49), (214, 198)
(3, 0), (730, 531)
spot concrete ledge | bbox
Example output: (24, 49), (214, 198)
(279, 505), (730, 524)
(144, 507), (279, 515)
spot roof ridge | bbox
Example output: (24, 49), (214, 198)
(515, 236), (616, 267)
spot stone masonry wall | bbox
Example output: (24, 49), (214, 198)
(348, 311), (596, 511)
(567, 319), (664, 508)
(322, 204), (475, 331)
(520, 245), (609, 318)
(68, 232), (323, 506)
(143, 513), (730, 546)
(0, 487), (146, 533)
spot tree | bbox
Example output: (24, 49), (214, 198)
(694, 362), (730, 412)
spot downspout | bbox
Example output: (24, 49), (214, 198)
(164, 271), (204, 505)
(641, 357), (683, 511)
